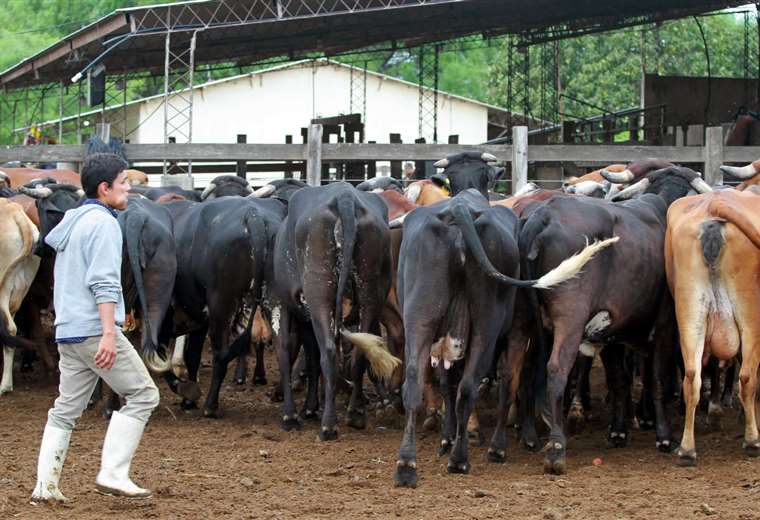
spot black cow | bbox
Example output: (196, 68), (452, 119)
(201, 175), (253, 200)
(129, 185), (201, 202)
(250, 179), (308, 202)
(431, 151), (503, 198)
(164, 196), (286, 416)
(356, 176), (404, 193)
(270, 182), (401, 440)
(393, 189), (617, 487)
(515, 166), (711, 475)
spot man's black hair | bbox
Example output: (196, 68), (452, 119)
(81, 153), (128, 198)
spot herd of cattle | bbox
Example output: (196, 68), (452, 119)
(1, 152), (760, 488)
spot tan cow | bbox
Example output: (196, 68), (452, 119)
(0, 199), (41, 394)
(404, 179), (449, 206)
(125, 169), (149, 186)
(665, 188), (760, 465)
(0, 167), (80, 188)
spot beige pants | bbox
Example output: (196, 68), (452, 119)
(47, 330), (159, 431)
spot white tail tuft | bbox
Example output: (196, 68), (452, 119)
(534, 236), (619, 289)
(340, 329), (401, 381)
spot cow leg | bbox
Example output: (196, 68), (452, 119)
(738, 331), (760, 456)
(179, 329), (206, 411)
(675, 304), (707, 466)
(518, 341), (545, 452)
(233, 351), (248, 385)
(600, 344), (629, 447)
(448, 334), (494, 475)
(300, 325), (320, 421)
(567, 354), (593, 435)
(544, 324), (585, 475)
(394, 326), (434, 488)
(103, 385), (122, 419)
(706, 358), (724, 430)
(438, 363), (459, 456)
(652, 297), (677, 453)
(0, 346), (14, 394)
(422, 370), (442, 432)
(274, 306), (301, 430)
(252, 341), (268, 386)
(636, 352), (657, 430)
(88, 378), (103, 409)
(488, 336), (526, 463)
(309, 310), (341, 441)
(722, 360), (736, 409)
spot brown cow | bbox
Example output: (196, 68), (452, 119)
(0, 199), (41, 394)
(564, 164), (626, 186)
(404, 179), (449, 206)
(125, 169), (149, 186)
(0, 167), (80, 188)
(666, 188), (760, 466)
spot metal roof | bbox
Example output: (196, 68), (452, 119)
(0, 0), (748, 89)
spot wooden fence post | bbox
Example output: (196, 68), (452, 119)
(306, 123), (323, 186)
(512, 125), (528, 194)
(704, 126), (724, 186)
(236, 134), (247, 179)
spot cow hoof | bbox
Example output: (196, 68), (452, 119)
(253, 376), (268, 386)
(676, 448), (697, 467)
(607, 430), (628, 448)
(487, 447), (506, 464)
(521, 435), (540, 452)
(102, 408), (114, 420)
(638, 419), (655, 431)
(202, 407), (220, 419)
(468, 429), (485, 447)
(743, 440), (760, 457)
(346, 408), (367, 430)
(234, 377), (245, 386)
(179, 399), (198, 411)
(422, 410), (441, 432)
(394, 461), (418, 488)
(281, 415), (301, 431)
(318, 427), (338, 441)
(437, 439), (453, 457)
(446, 461), (470, 474)
(656, 439), (676, 453)
(300, 408), (319, 421)
(543, 443), (566, 475)
(177, 380), (201, 403)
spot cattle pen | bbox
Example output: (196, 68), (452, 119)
(4, 1), (760, 519)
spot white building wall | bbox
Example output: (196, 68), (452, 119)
(130, 62), (489, 145)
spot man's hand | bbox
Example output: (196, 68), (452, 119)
(95, 330), (117, 370)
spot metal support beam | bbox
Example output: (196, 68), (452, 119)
(417, 44), (440, 143)
(349, 60), (367, 130)
(162, 30), (197, 185)
(511, 125), (528, 193)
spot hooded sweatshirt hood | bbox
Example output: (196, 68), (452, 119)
(45, 204), (112, 253)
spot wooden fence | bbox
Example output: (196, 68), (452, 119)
(1, 126), (756, 192)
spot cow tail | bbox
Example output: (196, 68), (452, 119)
(126, 209), (170, 373)
(707, 198), (760, 250)
(335, 193), (401, 381)
(244, 206), (269, 321)
(335, 193), (357, 336)
(699, 219), (724, 270)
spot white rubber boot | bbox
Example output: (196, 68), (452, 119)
(95, 411), (152, 498)
(31, 424), (71, 503)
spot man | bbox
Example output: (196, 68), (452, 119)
(31, 153), (160, 502)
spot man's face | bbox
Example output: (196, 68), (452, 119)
(99, 170), (131, 210)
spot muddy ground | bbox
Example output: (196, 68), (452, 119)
(2, 351), (760, 520)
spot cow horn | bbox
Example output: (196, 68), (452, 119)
(200, 182), (217, 201)
(18, 185), (53, 199)
(513, 182), (539, 197)
(567, 180), (606, 197)
(250, 184), (276, 198)
(720, 163), (759, 179)
(611, 178), (650, 201)
(434, 158), (449, 168)
(601, 168), (634, 183)
(481, 152), (498, 162)
(389, 212), (409, 229)
(691, 177), (713, 194)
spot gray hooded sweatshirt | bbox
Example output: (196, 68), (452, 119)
(45, 204), (125, 341)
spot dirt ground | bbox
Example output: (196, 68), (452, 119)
(3, 351), (760, 520)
